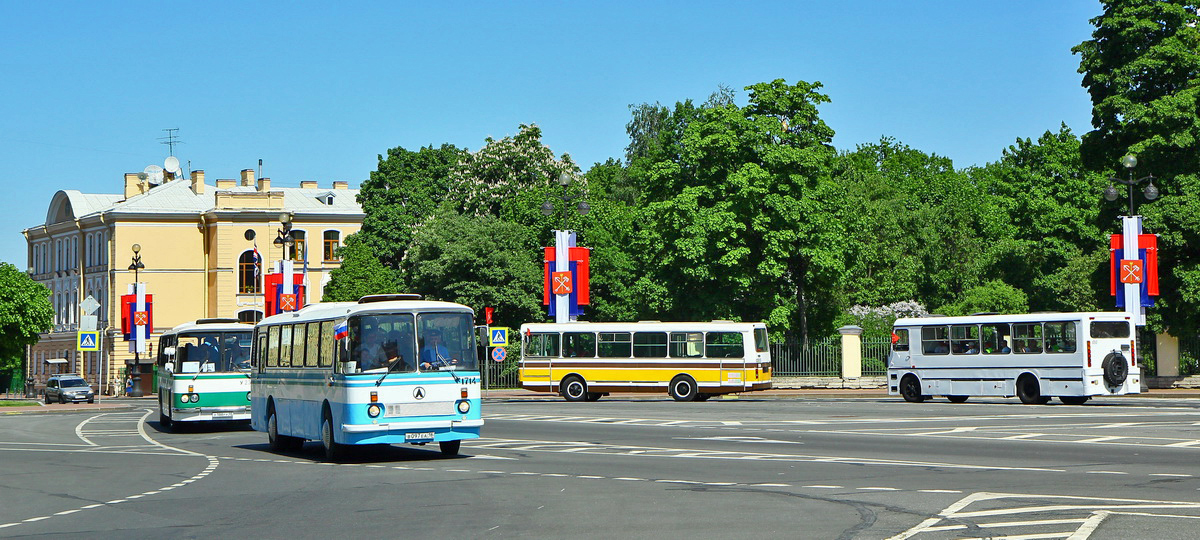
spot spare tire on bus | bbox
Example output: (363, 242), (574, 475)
(1101, 352), (1128, 386)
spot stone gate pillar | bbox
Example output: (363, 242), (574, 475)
(838, 325), (863, 379)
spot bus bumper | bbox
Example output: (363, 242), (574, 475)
(340, 419), (483, 445)
(172, 405), (251, 422)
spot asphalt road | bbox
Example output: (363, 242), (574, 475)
(4, 395), (1200, 539)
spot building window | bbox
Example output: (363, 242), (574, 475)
(238, 250), (261, 294)
(289, 230), (307, 262)
(323, 231), (340, 261)
(237, 310), (263, 323)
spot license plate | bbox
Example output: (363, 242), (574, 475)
(213, 412), (233, 419)
(404, 432), (435, 441)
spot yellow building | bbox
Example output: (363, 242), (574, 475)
(23, 168), (363, 396)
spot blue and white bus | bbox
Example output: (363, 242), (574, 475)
(250, 294), (483, 460)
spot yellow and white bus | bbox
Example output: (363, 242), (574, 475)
(519, 321), (772, 402)
(156, 318), (255, 430)
(888, 312), (1140, 405)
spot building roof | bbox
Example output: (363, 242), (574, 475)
(39, 178), (362, 226)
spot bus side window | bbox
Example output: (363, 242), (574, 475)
(320, 321), (335, 368)
(633, 332), (668, 358)
(526, 333), (560, 357)
(981, 324), (1011, 354)
(267, 326), (281, 367)
(705, 332), (743, 359)
(1044, 321), (1076, 353)
(950, 325), (979, 355)
(563, 332), (595, 358)
(255, 330), (267, 369)
(1012, 323), (1043, 354)
(670, 332), (704, 358)
(921, 326), (949, 355)
(891, 329), (909, 352)
(598, 332), (632, 358)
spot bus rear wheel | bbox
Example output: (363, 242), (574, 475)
(585, 392), (603, 402)
(1060, 396), (1090, 405)
(900, 375), (925, 403)
(561, 376), (589, 402)
(268, 407), (302, 452)
(669, 375), (699, 402)
(947, 395), (969, 403)
(1016, 375), (1049, 404)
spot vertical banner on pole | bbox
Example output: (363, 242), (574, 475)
(1109, 216), (1159, 327)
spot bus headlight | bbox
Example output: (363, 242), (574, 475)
(367, 403), (382, 418)
(247, 392), (252, 401)
(180, 394), (191, 403)
(190, 394), (200, 403)
(457, 400), (470, 414)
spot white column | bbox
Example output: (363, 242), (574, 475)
(553, 230), (576, 324)
(1121, 215), (1144, 326)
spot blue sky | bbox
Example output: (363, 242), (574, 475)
(1, 1), (1101, 268)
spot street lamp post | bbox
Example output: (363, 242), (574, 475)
(1104, 154), (1159, 216)
(541, 173), (589, 324)
(273, 212), (295, 267)
(126, 244), (146, 397)
(1103, 155), (1159, 328)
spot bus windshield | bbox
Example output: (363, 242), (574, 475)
(349, 314), (417, 373)
(174, 332), (252, 372)
(418, 312), (477, 371)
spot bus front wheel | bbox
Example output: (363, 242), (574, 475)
(440, 440), (461, 457)
(1060, 396), (1090, 405)
(561, 376), (589, 402)
(900, 375), (925, 403)
(268, 407), (302, 452)
(947, 395), (969, 403)
(321, 412), (344, 461)
(1016, 375), (1050, 404)
(669, 375), (699, 402)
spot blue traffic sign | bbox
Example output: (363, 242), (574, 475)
(77, 331), (100, 352)
(491, 347), (507, 363)
(489, 327), (510, 347)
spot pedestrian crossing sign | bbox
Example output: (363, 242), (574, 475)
(77, 331), (100, 352)
(489, 327), (509, 347)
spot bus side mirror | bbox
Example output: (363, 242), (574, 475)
(163, 346), (176, 358)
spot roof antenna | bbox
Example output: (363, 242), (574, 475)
(160, 128), (182, 156)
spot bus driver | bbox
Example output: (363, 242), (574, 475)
(420, 329), (455, 370)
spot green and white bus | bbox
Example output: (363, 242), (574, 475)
(156, 318), (254, 430)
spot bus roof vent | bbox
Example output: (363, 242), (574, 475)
(710, 319), (734, 323)
(359, 293), (423, 304)
(969, 312), (999, 316)
(196, 318), (240, 324)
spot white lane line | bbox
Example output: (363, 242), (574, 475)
(804, 485), (844, 489)
(1150, 473), (1192, 477)
(1084, 471), (1128, 475)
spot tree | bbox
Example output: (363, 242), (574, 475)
(627, 79), (843, 341)
(936, 280), (1029, 317)
(321, 239), (404, 302)
(1075, 0), (1200, 335)
(0, 263), (53, 385)
(969, 126), (1110, 312)
(402, 208), (543, 330)
(356, 143), (467, 268)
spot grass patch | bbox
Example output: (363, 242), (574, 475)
(0, 400), (38, 407)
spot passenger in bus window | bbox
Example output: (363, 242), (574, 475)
(357, 330), (387, 370)
(420, 329), (454, 369)
(227, 335), (250, 369)
(382, 330), (411, 371)
(964, 342), (978, 354)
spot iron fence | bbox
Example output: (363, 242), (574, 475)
(770, 336), (891, 377)
(1180, 336), (1200, 377)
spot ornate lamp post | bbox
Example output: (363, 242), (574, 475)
(1103, 155), (1159, 328)
(273, 212), (295, 265)
(541, 173), (589, 323)
(1104, 154), (1158, 216)
(126, 244), (146, 397)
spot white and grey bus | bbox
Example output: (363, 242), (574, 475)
(156, 318), (254, 430)
(250, 294), (482, 460)
(888, 312), (1139, 405)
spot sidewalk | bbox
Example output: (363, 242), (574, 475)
(0, 395), (155, 416)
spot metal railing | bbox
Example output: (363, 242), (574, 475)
(769, 337), (891, 377)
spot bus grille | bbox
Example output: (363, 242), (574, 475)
(386, 401), (454, 417)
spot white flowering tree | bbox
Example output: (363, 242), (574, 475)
(451, 124), (579, 223)
(840, 300), (929, 339)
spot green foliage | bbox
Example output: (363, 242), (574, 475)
(1076, 1), (1200, 335)
(935, 280), (1029, 317)
(970, 125), (1111, 312)
(0, 263), (53, 372)
(356, 144), (467, 268)
(402, 209), (543, 330)
(321, 238), (404, 301)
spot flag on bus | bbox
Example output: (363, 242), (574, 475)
(333, 320), (349, 340)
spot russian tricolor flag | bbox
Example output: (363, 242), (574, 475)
(334, 320), (349, 340)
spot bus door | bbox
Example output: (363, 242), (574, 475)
(525, 332), (559, 390)
(706, 331), (745, 390)
(890, 328), (911, 368)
